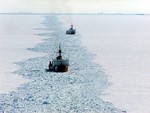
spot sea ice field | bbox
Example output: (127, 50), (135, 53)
(0, 14), (150, 113)
(0, 15), (46, 93)
(68, 15), (150, 113)
(0, 15), (123, 113)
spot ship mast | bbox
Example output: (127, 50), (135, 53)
(57, 45), (62, 60)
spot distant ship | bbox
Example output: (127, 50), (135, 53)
(66, 25), (76, 35)
(46, 45), (69, 72)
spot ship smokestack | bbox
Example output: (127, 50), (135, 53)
(71, 24), (73, 29)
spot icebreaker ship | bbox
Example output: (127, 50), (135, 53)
(46, 45), (69, 72)
(66, 25), (76, 35)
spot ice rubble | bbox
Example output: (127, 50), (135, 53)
(0, 16), (123, 113)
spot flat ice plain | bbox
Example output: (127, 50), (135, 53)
(68, 15), (150, 113)
(0, 15), (46, 93)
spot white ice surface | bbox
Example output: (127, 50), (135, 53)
(0, 15), (150, 113)
(62, 15), (150, 113)
(0, 15), (46, 94)
(0, 15), (122, 113)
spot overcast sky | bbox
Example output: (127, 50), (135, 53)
(0, 0), (150, 13)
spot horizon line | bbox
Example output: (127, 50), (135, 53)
(0, 12), (150, 15)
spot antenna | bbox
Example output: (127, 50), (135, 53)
(58, 44), (62, 57)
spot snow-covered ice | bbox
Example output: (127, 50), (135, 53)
(0, 15), (123, 113)
(69, 15), (150, 113)
(0, 15), (47, 94)
(1, 14), (149, 113)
